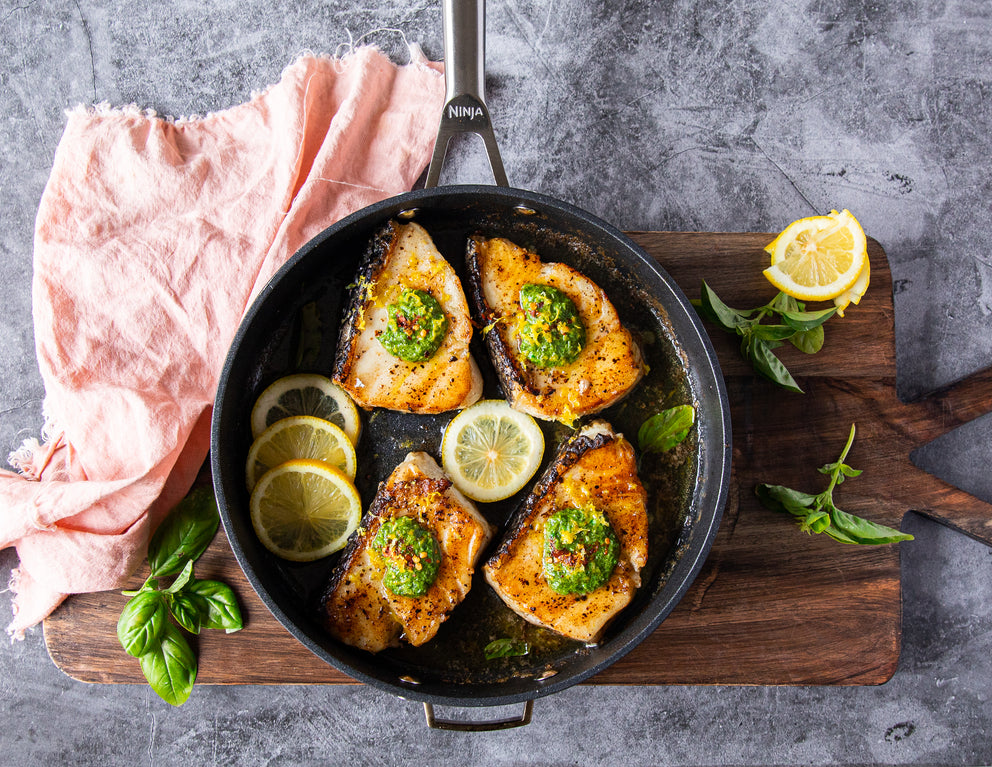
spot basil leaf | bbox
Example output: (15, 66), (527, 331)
(638, 405), (696, 454)
(184, 580), (243, 632)
(752, 324), (797, 342)
(117, 591), (167, 658)
(147, 487), (219, 577)
(830, 508), (914, 544)
(804, 510), (832, 534)
(770, 292), (801, 314)
(139, 622), (197, 706)
(167, 592), (203, 635)
(755, 484), (818, 515)
(818, 461), (863, 481)
(779, 307), (837, 331)
(754, 484), (790, 515)
(165, 559), (195, 594)
(484, 638), (530, 660)
(822, 525), (863, 545)
(748, 338), (803, 393)
(789, 325), (825, 354)
(696, 282), (754, 332)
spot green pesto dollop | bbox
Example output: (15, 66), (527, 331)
(517, 283), (585, 368)
(371, 516), (441, 597)
(542, 506), (619, 595)
(377, 288), (448, 363)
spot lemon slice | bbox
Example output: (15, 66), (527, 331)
(249, 459), (362, 561)
(245, 415), (357, 490)
(441, 400), (545, 502)
(251, 374), (361, 445)
(762, 209), (867, 301)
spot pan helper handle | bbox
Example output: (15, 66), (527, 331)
(425, 0), (509, 188)
(423, 701), (533, 731)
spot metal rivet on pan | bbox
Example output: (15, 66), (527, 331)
(513, 205), (537, 216)
(397, 208), (419, 220)
(399, 675), (422, 685)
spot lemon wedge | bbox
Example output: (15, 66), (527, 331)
(831, 258), (871, 317)
(245, 415), (357, 490)
(249, 459), (361, 561)
(441, 400), (545, 502)
(763, 209), (868, 302)
(250, 374), (361, 445)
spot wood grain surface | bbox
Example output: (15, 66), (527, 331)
(44, 232), (992, 687)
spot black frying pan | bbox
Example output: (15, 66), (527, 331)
(210, 0), (731, 729)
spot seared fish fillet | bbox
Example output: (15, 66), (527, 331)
(466, 236), (645, 423)
(321, 452), (494, 653)
(483, 421), (648, 643)
(333, 221), (483, 414)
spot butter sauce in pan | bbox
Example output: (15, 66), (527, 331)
(211, 190), (730, 705)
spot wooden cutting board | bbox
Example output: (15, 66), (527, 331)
(44, 232), (992, 686)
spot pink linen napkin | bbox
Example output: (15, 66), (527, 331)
(1, 47), (445, 639)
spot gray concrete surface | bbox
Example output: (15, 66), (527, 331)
(1, 0), (991, 764)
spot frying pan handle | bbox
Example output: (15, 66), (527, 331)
(423, 700), (533, 731)
(425, 0), (509, 188)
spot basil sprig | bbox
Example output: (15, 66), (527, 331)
(116, 487), (243, 706)
(638, 405), (695, 454)
(694, 281), (837, 393)
(756, 424), (914, 545)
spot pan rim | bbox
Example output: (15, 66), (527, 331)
(211, 184), (732, 707)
